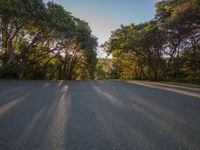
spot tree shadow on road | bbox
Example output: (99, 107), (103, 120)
(0, 81), (71, 150)
(0, 80), (200, 150)
(64, 81), (200, 150)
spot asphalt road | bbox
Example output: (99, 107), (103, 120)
(0, 80), (200, 150)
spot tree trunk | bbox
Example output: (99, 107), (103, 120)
(6, 40), (15, 64)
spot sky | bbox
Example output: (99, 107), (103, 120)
(44, 0), (159, 56)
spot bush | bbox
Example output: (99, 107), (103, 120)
(0, 64), (19, 79)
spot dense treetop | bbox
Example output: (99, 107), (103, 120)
(100, 0), (200, 82)
(0, 0), (199, 82)
(0, 0), (97, 80)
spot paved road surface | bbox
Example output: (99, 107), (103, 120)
(0, 80), (200, 150)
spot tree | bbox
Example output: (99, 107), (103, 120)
(0, 0), (97, 80)
(103, 0), (200, 82)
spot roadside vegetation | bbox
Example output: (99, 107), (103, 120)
(99, 0), (200, 82)
(0, 0), (97, 80)
(0, 0), (199, 82)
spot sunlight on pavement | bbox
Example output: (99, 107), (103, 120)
(0, 95), (28, 117)
(127, 81), (200, 98)
(93, 86), (125, 107)
(15, 108), (46, 145)
(42, 85), (71, 150)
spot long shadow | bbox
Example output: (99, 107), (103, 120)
(100, 81), (200, 149)
(65, 80), (200, 150)
(0, 81), (71, 150)
(1, 80), (200, 150)
(64, 81), (114, 149)
(123, 81), (200, 114)
(132, 81), (200, 92)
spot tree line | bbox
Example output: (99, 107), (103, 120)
(1, 0), (199, 82)
(0, 0), (97, 80)
(101, 0), (200, 82)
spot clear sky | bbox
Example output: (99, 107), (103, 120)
(44, 0), (159, 56)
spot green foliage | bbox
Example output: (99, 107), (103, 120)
(0, 64), (19, 79)
(0, 0), (97, 80)
(102, 0), (200, 82)
(1, 0), (199, 81)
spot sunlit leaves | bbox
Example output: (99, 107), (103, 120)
(103, 0), (200, 81)
(0, 0), (97, 79)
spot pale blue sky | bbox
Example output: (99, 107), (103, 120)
(44, 0), (159, 44)
(44, 0), (159, 57)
